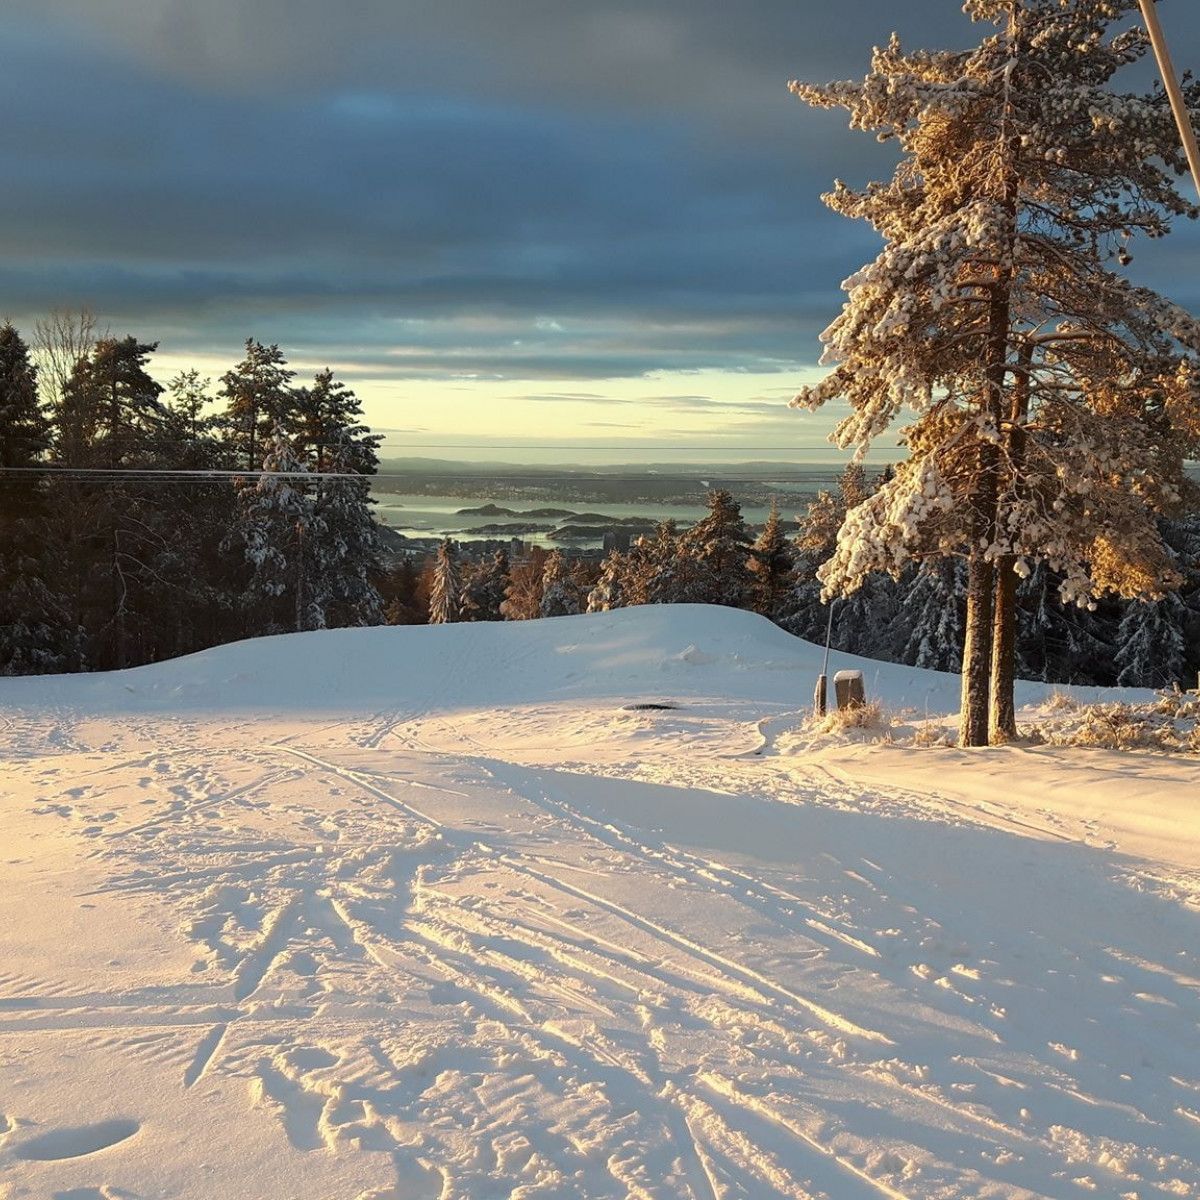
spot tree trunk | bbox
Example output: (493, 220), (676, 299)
(960, 2), (1022, 746)
(989, 340), (1032, 743)
(960, 280), (1009, 747)
(959, 494), (996, 747)
(989, 558), (1018, 741)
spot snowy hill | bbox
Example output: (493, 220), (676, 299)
(1, 606), (1198, 1199)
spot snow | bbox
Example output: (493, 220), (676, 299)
(1, 605), (1197, 1199)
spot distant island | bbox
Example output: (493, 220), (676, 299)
(456, 504), (577, 518)
(458, 522), (557, 536)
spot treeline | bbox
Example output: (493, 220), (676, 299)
(0, 322), (383, 674)
(3, 315), (1196, 689)
(407, 468), (1200, 690)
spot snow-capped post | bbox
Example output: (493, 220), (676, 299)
(834, 669), (865, 711)
(1138, 0), (1200, 200)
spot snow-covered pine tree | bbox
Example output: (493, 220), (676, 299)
(776, 465), (880, 643)
(1162, 512), (1200, 684)
(617, 521), (693, 606)
(1115, 593), (1187, 689)
(311, 436), (384, 628)
(791, 1), (1200, 745)
(461, 549), (510, 621)
(429, 538), (463, 624)
(586, 549), (627, 613)
(1015, 561), (1116, 685)
(227, 425), (324, 635)
(221, 340), (296, 472)
(679, 489), (753, 607)
(289, 371), (384, 629)
(153, 370), (236, 659)
(748, 500), (795, 616)
(539, 550), (583, 617)
(894, 558), (967, 673)
(500, 547), (549, 621)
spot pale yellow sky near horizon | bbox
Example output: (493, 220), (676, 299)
(148, 349), (857, 464)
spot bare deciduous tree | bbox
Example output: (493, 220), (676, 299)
(33, 306), (102, 407)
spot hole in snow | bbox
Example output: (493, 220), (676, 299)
(621, 702), (680, 711)
(17, 1119), (140, 1161)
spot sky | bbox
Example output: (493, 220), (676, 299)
(4, 1), (1200, 463)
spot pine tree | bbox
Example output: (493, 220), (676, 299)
(58, 336), (166, 468)
(461, 549), (510, 621)
(895, 559), (967, 673)
(227, 426), (324, 635)
(53, 336), (172, 668)
(791, 1), (1200, 744)
(163, 370), (225, 467)
(221, 340), (296, 472)
(286, 370), (384, 628)
(1115, 594), (1188, 689)
(311, 437), (384, 628)
(0, 322), (51, 471)
(0, 324), (75, 674)
(586, 549), (627, 613)
(385, 557), (425, 625)
(748, 500), (795, 616)
(1015, 562), (1116, 685)
(679, 489), (753, 607)
(776, 467), (881, 642)
(539, 550), (583, 617)
(501, 547), (549, 620)
(429, 538), (463, 624)
(293, 368), (379, 475)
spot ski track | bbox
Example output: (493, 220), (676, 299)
(2, 685), (1199, 1199)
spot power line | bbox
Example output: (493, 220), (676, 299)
(0, 469), (844, 488)
(66, 438), (862, 455)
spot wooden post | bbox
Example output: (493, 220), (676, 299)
(1138, 0), (1200, 200)
(834, 670), (866, 710)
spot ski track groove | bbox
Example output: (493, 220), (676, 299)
(285, 741), (891, 1046)
(232, 896), (302, 1002)
(476, 757), (887, 964)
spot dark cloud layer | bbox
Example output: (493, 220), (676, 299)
(3, 1), (1199, 385)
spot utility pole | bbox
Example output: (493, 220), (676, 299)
(1138, 0), (1200, 200)
(814, 600), (834, 718)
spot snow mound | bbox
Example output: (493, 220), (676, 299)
(0, 604), (1140, 718)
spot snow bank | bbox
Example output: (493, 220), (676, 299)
(0, 604), (1146, 717)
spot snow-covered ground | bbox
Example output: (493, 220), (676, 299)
(1, 606), (1197, 1200)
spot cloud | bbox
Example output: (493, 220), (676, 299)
(2, 0), (1197, 409)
